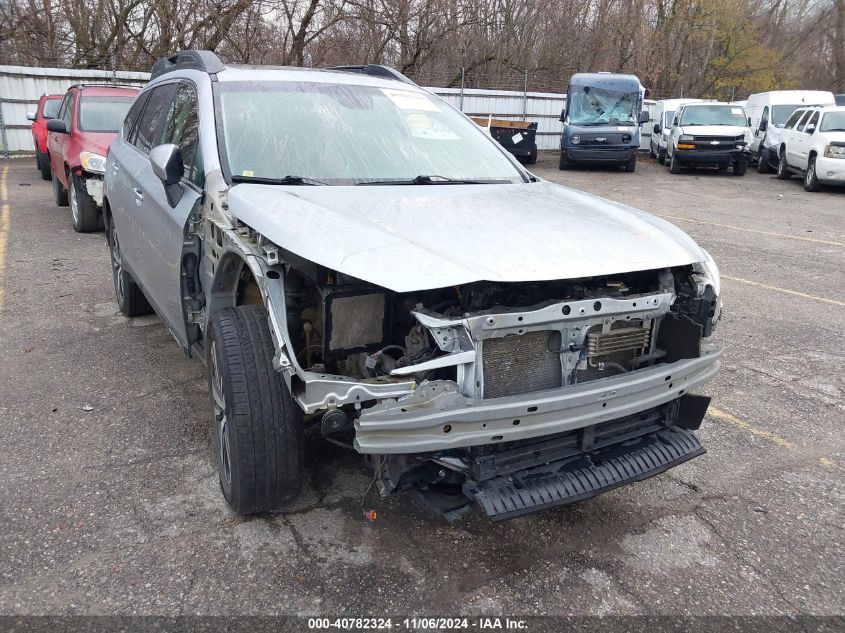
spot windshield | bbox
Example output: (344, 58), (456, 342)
(567, 86), (639, 125)
(42, 99), (61, 119)
(820, 112), (845, 132)
(78, 96), (135, 132)
(217, 81), (523, 185)
(680, 105), (747, 126)
(664, 111), (675, 128)
(771, 104), (801, 126)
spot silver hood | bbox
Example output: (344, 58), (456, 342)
(228, 181), (707, 293)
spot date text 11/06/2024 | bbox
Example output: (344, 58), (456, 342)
(307, 617), (529, 630)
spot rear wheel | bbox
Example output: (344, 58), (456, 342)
(669, 152), (681, 174)
(52, 173), (68, 207)
(803, 156), (820, 192)
(69, 174), (100, 233)
(776, 149), (791, 180)
(208, 305), (305, 515)
(108, 216), (152, 317)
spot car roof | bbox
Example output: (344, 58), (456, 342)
(746, 90), (835, 105)
(214, 65), (423, 92)
(70, 85), (140, 97)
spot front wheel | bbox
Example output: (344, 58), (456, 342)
(669, 152), (681, 174)
(70, 174), (100, 233)
(208, 306), (305, 515)
(803, 156), (820, 192)
(623, 154), (636, 173)
(733, 160), (747, 176)
(38, 151), (52, 180)
(776, 150), (791, 180)
(657, 150), (666, 165)
(558, 152), (572, 170)
(757, 147), (773, 174)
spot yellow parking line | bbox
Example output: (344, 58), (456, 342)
(0, 166), (8, 314)
(708, 407), (796, 449)
(657, 214), (844, 247)
(722, 275), (845, 307)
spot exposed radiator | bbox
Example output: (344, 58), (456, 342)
(585, 320), (651, 358)
(482, 331), (562, 399)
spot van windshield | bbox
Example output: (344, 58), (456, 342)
(568, 87), (639, 125)
(217, 81), (524, 185)
(771, 104), (801, 126)
(680, 105), (746, 126)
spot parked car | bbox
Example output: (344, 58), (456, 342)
(105, 51), (723, 521)
(744, 90), (835, 173)
(650, 98), (702, 164)
(666, 102), (751, 175)
(26, 94), (62, 181)
(776, 105), (845, 191)
(46, 84), (138, 232)
(559, 73), (650, 172)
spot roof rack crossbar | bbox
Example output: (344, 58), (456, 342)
(151, 50), (225, 80)
(327, 64), (417, 86)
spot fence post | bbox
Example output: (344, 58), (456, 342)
(523, 70), (528, 121)
(0, 103), (9, 159)
(459, 67), (465, 112)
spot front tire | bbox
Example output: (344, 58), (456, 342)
(669, 152), (681, 174)
(53, 173), (68, 207)
(558, 152), (572, 170)
(208, 306), (305, 515)
(657, 149), (666, 165)
(733, 160), (747, 176)
(803, 156), (820, 192)
(70, 174), (100, 233)
(37, 151), (52, 180)
(108, 216), (152, 317)
(757, 147), (773, 174)
(623, 153), (637, 173)
(776, 149), (791, 180)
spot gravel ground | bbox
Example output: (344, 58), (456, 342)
(0, 153), (842, 622)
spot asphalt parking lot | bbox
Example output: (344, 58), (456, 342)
(0, 153), (842, 619)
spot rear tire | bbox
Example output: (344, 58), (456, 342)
(208, 305), (305, 515)
(108, 216), (153, 317)
(623, 153), (637, 173)
(776, 149), (791, 180)
(53, 173), (68, 207)
(803, 156), (820, 192)
(70, 174), (100, 233)
(669, 152), (681, 174)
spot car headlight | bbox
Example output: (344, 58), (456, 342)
(679, 134), (694, 142)
(692, 249), (722, 327)
(824, 145), (845, 159)
(80, 151), (107, 174)
(570, 135), (581, 145)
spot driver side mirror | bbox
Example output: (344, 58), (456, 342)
(46, 119), (68, 134)
(150, 143), (184, 207)
(653, 123), (661, 134)
(638, 111), (650, 125)
(559, 108), (565, 123)
(805, 123), (816, 134)
(26, 111), (36, 122)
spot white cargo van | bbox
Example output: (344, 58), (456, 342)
(745, 90), (835, 173)
(650, 98), (702, 163)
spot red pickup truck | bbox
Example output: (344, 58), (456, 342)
(47, 84), (138, 232)
(26, 94), (63, 181)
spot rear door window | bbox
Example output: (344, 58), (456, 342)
(133, 84), (177, 154)
(795, 111), (813, 132)
(123, 91), (150, 141)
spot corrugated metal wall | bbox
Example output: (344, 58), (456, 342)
(0, 64), (656, 155)
(0, 65), (150, 156)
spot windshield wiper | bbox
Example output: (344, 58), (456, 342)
(357, 175), (493, 186)
(231, 174), (329, 186)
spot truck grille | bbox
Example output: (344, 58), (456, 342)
(482, 331), (562, 398)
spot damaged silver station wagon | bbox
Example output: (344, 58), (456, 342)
(104, 51), (722, 521)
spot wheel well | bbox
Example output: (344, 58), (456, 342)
(206, 253), (263, 325)
(809, 150), (817, 160)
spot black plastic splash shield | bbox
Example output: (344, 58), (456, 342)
(465, 426), (705, 521)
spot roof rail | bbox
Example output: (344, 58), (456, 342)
(151, 50), (225, 80)
(328, 64), (417, 87)
(69, 83), (139, 90)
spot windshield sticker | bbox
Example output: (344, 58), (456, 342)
(511, 132), (524, 143)
(381, 88), (440, 112)
(404, 113), (460, 140)
(242, 170), (254, 177)
(731, 107), (743, 115)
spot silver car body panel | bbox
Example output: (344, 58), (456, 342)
(226, 181), (708, 293)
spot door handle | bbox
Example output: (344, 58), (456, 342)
(111, 163), (120, 174)
(133, 187), (144, 204)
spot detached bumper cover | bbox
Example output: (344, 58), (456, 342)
(466, 425), (705, 521)
(354, 348), (722, 454)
